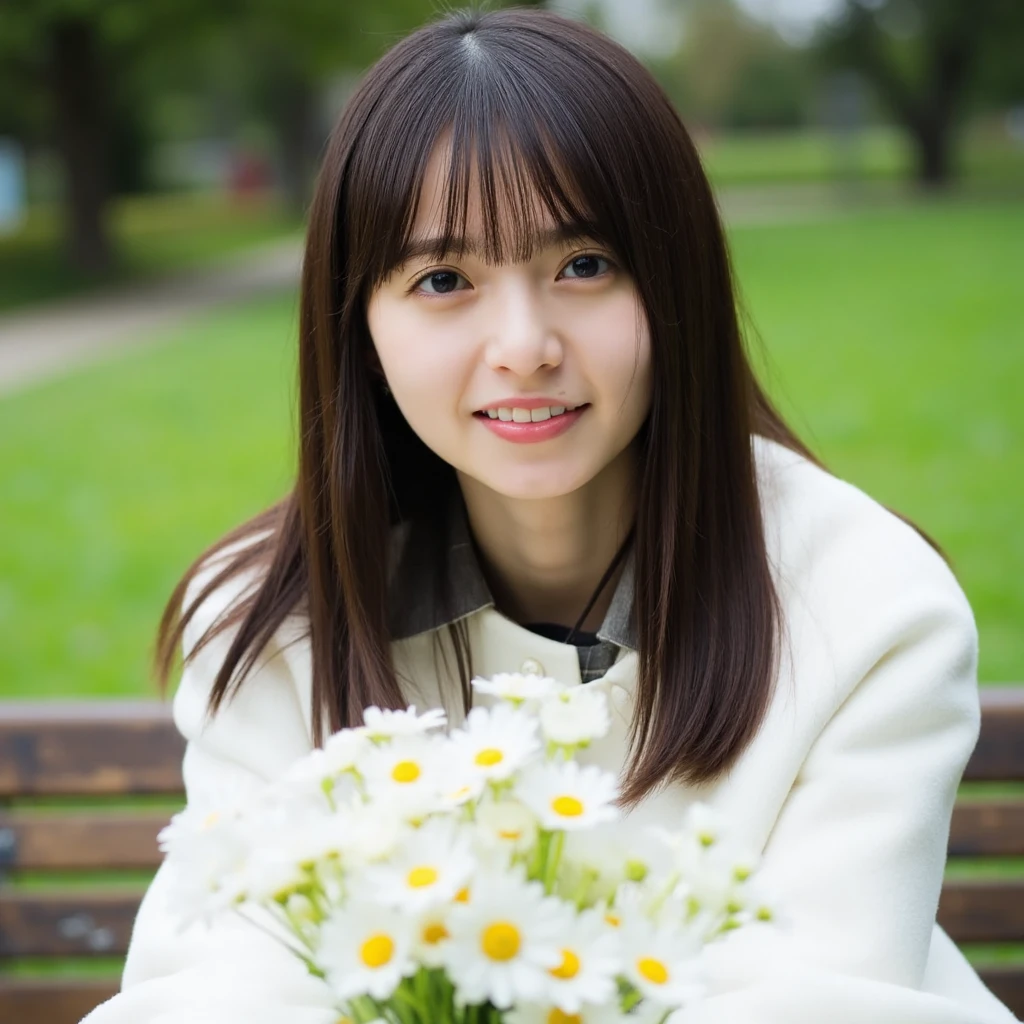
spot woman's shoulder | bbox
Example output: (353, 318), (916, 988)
(752, 434), (974, 628)
(180, 529), (279, 655)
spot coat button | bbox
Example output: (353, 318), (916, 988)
(520, 658), (545, 676)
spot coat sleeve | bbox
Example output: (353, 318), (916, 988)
(80, 566), (339, 1024)
(680, 520), (1019, 1024)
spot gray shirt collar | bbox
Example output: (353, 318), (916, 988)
(388, 497), (638, 651)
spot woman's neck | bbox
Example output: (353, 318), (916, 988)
(456, 446), (637, 633)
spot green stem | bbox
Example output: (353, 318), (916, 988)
(415, 968), (433, 1024)
(543, 830), (565, 894)
(390, 980), (428, 1023)
(621, 987), (643, 1012)
(571, 866), (599, 909)
(529, 830), (551, 883)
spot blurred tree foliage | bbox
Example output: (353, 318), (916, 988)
(0, 0), (541, 276)
(650, 0), (814, 131)
(817, 0), (1024, 187)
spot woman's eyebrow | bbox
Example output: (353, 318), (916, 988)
(395, 221), (603, 266)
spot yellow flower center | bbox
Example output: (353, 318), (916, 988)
(202, 811), (220, 828)
(498, 828), (522, 840)
(407, 866), (438, 889)
(475, 747), (504, 766)
(359, 933), (395, 968)
(547, 1011), (581, 1024)
(392, 760), (421, 783)
(454, 886), (470, 903)
(550, 948), (581, 980)
(481, 921), (521, 961)
(604, 912), (621, 927)
(637, 956), (669, 985)
(551, 795), (584, 817)
(423, 922), (449, 945)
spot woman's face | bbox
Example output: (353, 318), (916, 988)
(366, 143), (652, 501)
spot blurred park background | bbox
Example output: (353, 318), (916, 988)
(1, 0), (1022, 705)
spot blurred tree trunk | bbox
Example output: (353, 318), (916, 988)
(49, 17), (115, 274)
(270, 62), (319, 218)
(822, 1), (986, 190)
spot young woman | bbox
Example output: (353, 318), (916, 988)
(83, 8), (1017, 1024)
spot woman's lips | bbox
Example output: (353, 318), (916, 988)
(474, 404), (588, 443)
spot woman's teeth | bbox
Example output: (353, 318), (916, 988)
(484, 405), (580, 422)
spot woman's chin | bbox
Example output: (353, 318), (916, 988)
(464, 463), (596, 501)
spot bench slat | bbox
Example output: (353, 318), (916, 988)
(0, 810), (173, 871)
(938, 879), (1024, 943)
(976, 966), (1024, 1020)
(0, 891), (141, 957)
(0, 703), (183, 797)
(0, 688), (1019, 798)
(4, 882), (1024, 953)
(965, 689), (1024, 782)
(949, 800), (1024, 857)
(1, 804), (1019, 872)
(0, 977), (118, 1024)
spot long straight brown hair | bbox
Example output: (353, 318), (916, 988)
(154, 6), (931, 806)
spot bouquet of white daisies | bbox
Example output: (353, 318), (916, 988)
(158, 673), (774, 1024)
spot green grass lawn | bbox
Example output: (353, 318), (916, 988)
(731, 198), (1024, 682)
(700, 123), (1024, 188)
(0, 197), (1022, 700)
(0, 191), (302, 313)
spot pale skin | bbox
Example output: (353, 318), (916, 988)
(366, 141), (653, 632)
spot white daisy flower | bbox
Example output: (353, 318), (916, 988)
(474, 799), (539, 857)
(322, 727), (372, 773)
(439, 774), (487, 808)
(315, 899), (417, 1001)
(516, 760), (620, 831)
(364, 819), (474, 912)
(358, 735), (443, 819)
(229, 803), (324, 903)
(539, 687), (611, 747)
(618, 915), (705, 1008)
(331, 796), (407, 867)
(412, 904), (454, 968)
(563, 822), (675, 903)
(158, 802), (253, 927)
(539, 907), (621, 1013)
(507, 1004), (636, 1024)
(472, 673), (567, 706)
(442, 873), (568, 1009)
(651, 808), (766, 934)
(449, 703), (541, 783)
(157, 802), (244, 865)
(362, 704), (447, 740)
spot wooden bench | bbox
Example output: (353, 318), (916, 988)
(1, 690), (1023, 1023)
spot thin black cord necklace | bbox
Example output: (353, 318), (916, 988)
(562, 524), (635, 647)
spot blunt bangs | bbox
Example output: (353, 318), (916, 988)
(344, 9), (673, 295)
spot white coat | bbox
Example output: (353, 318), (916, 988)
(81, 436), (1019, 1023)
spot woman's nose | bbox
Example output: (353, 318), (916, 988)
(482, 284), (563, 377)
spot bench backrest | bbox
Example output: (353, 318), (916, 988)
(1, 690), (1023, 1023)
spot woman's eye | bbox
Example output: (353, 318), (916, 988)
(414, 270), (467, 296)
(559, 254), (611, 280)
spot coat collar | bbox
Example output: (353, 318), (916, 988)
(387, 495), (638, 651)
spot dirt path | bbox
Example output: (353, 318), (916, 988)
(0, 239), (302, 396)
